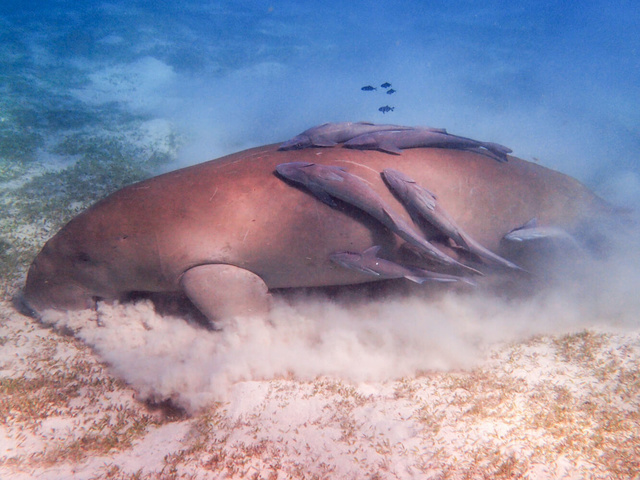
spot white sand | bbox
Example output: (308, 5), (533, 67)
(1, 271), (639, 480)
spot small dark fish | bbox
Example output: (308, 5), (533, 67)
(361, 85), (377, 91)
(381, 82), (392, 89)
(386, 89), (396, 95)
(378, 106), (395, 114)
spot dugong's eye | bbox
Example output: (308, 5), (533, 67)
(76, 251), (92, 263)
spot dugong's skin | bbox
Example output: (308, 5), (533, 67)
(23, 144), (612, 322)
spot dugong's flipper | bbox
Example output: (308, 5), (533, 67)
(180, 264), (271, 327)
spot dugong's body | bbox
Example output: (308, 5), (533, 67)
(23, 143), (613, 323)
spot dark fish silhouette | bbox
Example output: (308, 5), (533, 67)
(361, 85), (377, 91)
(378, 106), (395, 114)
(381, 82), (392, 89)
(386, 89), (396, 94)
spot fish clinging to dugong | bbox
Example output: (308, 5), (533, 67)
(21, 122), (617, 327)
(275, 161), (482, 275)
(278, 121), (413, 150)
(329, 246), (475, 285)
(381, 168), (524, 272)
(344, 128), (512, 161)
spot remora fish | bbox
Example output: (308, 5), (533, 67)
(278, 122), (412, 150)
(503, 218), (581, 247)
(345, 128), (512, 161)
(330, 246), (475, 285)
(381, 168), (524, 272)
(275, 162), (480, 274)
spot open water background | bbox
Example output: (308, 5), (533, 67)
(1, 0), (638, 206)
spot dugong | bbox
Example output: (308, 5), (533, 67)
(22, 141), (614, 325)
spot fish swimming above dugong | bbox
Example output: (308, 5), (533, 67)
(21, 121), (618, 327)
(503, 218), (583, 248)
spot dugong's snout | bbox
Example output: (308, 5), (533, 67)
(22, 245), (97, 316)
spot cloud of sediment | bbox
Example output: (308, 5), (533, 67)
(39, 214), (640, 412)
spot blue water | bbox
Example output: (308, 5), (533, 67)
(1, 0), (639, 204)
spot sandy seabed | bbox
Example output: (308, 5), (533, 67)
(1, 286), (639, 480)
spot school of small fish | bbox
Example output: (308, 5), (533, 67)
(362, 82), (396, 113)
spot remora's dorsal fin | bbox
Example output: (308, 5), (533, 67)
(311, 135), (338, 147)
(412, 186), (437, 211)
(381, 208), (402, 230)
(378, 141), (403, 155)
(315, 167), (346, 182)
(362, 245), (382, 257)
(509, 218), (538, 234)
(307, 184), (337, 207)
(482, 142), (512, 154)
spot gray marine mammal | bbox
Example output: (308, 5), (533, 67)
(22, 123), (615, 325)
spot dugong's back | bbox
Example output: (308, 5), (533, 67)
(23, 143), (612, 319)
